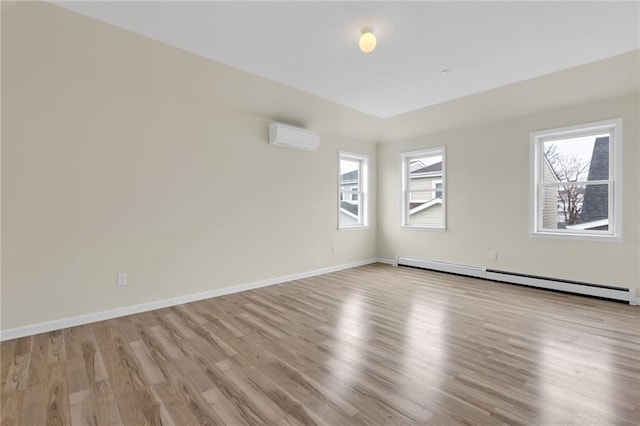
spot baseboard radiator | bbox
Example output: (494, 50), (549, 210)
(395, 256), (637, 304)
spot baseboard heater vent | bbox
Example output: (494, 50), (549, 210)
(396, 256), (636, 304)
(396, 256), (487, 279)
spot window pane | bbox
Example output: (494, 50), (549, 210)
(339, 200), (360, 225)
(403, 149), (445, 228)
(408, 203), (443, 226)
(339, 158), (361, 226)
(408, 190), (443, 226)
(409, 190), (438, 205)
(543, 134), (609, 183)
(340, 159), (360, 185)
(542, 183), (609, 230)
(409, 156), (443, 193)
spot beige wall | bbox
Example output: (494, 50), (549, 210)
(378, 94), (639, 292)
(1, 3), (377, 330)
(2, 2), (639, 333)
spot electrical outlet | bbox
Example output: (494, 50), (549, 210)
(489, 252), (498, 261)
(117, 273), (127, 286)
(331, 246), (336, 254)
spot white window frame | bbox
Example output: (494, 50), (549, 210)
(401, 147), (446, 230)
(529, 118), (623, 242)
(338, 151), (368, 230)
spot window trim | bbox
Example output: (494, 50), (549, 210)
(338, 151), (369, 230)
(400, 147), (446, 230)
(529, 118), (623, 242)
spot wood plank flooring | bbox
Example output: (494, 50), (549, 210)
(1, 263), (639, 425)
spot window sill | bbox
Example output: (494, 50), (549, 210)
(529, 232), (622, 243)
(338, 225), (369, 231)
(400, 225), (446, 232)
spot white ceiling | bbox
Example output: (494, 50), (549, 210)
(55, 1), (639, 119)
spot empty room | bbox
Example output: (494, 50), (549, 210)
(1, 1), (639, 425)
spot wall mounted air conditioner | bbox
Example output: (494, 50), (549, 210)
(268, 122), (319, 151)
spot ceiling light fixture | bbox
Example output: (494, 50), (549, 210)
(359, 27), (376, 53)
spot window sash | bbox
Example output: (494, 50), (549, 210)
(537, 181), (613, 234)
(339, 198), (364, 225)
(405, 196), (444, 227)
(538, 128), (613, 145)
(401, 148), (446, 229)
(540, 132), (613, 184)
(339, 152), (368, 228)
(540, 180), (611, 187)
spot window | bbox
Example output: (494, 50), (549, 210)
(401, 147), (446, 229)
(530, 119), (622, 241)
(339, 152), (368, 228)
(433, 180), (443, 199)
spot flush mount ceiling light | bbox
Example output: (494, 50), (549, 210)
(359, 27), (376, 53)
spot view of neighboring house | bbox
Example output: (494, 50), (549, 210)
(339, 169), (360, 224)
(542, 155), (562, 228)
(408, 159), (443, 225)
(567, 137), (609, 231)
(339, 159), (445, 226)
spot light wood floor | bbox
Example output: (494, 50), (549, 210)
(1, 264), (639, 425)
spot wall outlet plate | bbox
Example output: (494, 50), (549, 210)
(489, 252), (498, 261)
(117, 273), (127, 286)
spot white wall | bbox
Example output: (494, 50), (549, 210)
(378, 94), (639, 292)
(1, 3), (377, 331)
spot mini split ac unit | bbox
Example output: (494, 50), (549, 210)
(268, 122), (319, 151)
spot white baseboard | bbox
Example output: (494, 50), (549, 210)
(0, 258), (378, 342)
(485, 270), (632, 303)
(397, 256), (486, 279)
(396, 256), (637, 305)
(375, 257), (397, 266)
